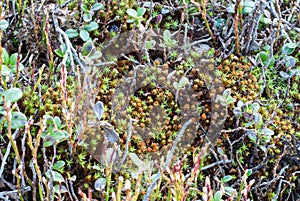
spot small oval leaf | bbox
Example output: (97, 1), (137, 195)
(0, 19), (9, 30)
(3, 88), (23, 103)
(65, 29), (79, 38)
(94, 178), (106, 191)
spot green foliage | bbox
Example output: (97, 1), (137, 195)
(41, 115), (69, 147)
(65, 2), (102, 41)
(126, 7), (146, 26)
(1, 49), (24, 76)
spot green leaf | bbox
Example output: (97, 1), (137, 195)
(83, 13), (92, 22)
(250, 102), (260, 114)
(254, 113), (263, 128)
(53, 161), (65, 170)
(137, 7), (146, 17)
(290, 69), (300, 76)
(53, 184), (68, 193)
(279, 71), (290, 79)
(246, 130), (257, 143)
(259, 51), (274, 67)
(10, 112), (27, 129)
(178, 77), (189, 87)
(223, 88), (231, 99)
(163, 30), (171, 41)
(226, 96), (236, 105)
(224, 187), (236, 196)
(80, 29), (90, 41)
(94, 178), (106, 191)
(94, 101), (104, 121)
(53, 116), (62, 129)
(82, 40), (94, 56)
(9, 53), (18, 65)
(89, 50), (102, 59)
(222, 175), (233, 183)
(146, 40), (156, 49)
(285, 103), (293, 111)
(173, 82), (179, 90)
(54, 49), (65, 57)
(129, 153), (149, 172)
(242, 6), (253, 14)
(1, 65), (12, 76)
(261, 128), (274, 136)
(126, 9), (138, 18)
(2, 88), (23, 103)
(263, 45), (270, 51)
(260, 16), (271, 24)
(215, 18), (226, 29)
(0, 19), (9, 30)
(81, 4), (89, 12)
(2, 49), (9, 65)
(284, 56), (296, 68)
(46, 170), (65, 182)
(65, 29), (79, 38)
(282, 42), (297, 55)
(246, 169), (252, 176)
(213, 191), (223, 201)
(84, 21), (99, 31)
(43, 130), (69, 147)
(92, 3), (103, 11)
(126, 19), (136, 23)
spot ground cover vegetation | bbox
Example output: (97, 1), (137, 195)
(0, 0), (299, 200)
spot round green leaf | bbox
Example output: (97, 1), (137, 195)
(53, 160), (66, 170)
(284, 56), (296, 68)
(179, 77), (189, 87)
(89, 50), (102, 59)
(92, 3), (103, 11)
(1, 65), (12, 76)
(94, 178), (106, 191)
(46, 170), (65, 182)
(2, 49), (9, 65)
(83, 13), (92, 22)
(224, 187), (236, 196)
(54, 116), (62, 128)
(213, 191), (223, 201)
(216, 18), (226, 29)
(259, 51), (274, 67)
(0, 19), (9, 30)
(242, 6), (253, 14)
(84, 21), (99, 31)
(126, 9), (138, 18)
(82, 40), (94, 56)
(10, 112), (27, 129)
(80, 4), (89, 12)
(43, 130), (69, 147)
(9, 53), (18, 65)
(282, 43), (297, 55)
(163, 30), (171, 41)
(246, 169), (252, 176)
(137, 7), (146, 17)
(80, 29), (90, 41)
(65, 29), (79, 38)
(3, 88), (23, 103)
(222, 175), (233, 183)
